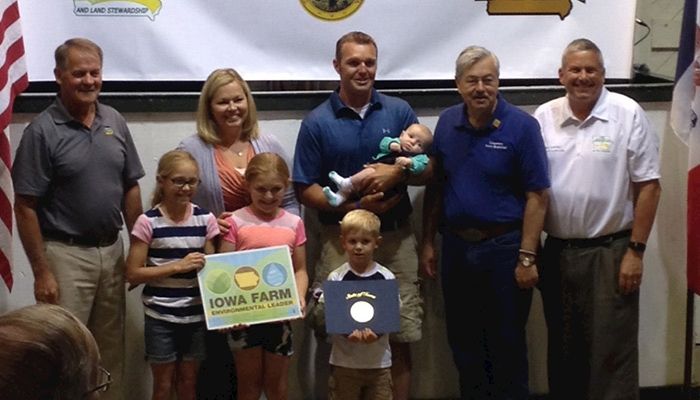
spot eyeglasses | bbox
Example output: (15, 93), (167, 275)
(169, 177), (200, 189)
(86, 366), (112, 394)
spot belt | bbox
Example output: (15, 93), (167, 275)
(547, 229), (631, 249)
(448, 221), (521, 242)
(44, 230), (120, 247)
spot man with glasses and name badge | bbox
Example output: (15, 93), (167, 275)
(12, 38), (144, 400)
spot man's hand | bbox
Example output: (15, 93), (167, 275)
(361, 163), (404, 195)
(515, 263), (538, 289)
(419, 241), (438, 279)
(619, 249), (643, 295)
(357, 192), (402, 215)
(34, 268), (60, 304)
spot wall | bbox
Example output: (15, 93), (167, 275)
(0, 99), (688, 399)
(634, 0), (684, 79)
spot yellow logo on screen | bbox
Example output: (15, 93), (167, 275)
(73, 0), (162, 21)
(300, 0), (363, 21)
(484, 0), (585, 20)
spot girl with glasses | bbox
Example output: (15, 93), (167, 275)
(126, 150), (219, 400)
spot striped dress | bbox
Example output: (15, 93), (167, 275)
(131, 203), (219, 324)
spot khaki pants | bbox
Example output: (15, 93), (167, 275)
(329, 365), (393, 400)
(45, 236), (126, 400)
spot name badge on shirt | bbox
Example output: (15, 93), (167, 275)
(592, 136), (613, 152)
(104, 128), (114, 136)
(485, 140), (508, 150)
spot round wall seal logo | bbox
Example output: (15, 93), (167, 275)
(300, 0), (363, 21)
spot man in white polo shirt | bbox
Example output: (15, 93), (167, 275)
(534, 38), (661, 400)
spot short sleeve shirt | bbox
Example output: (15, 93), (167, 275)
(12, 98), (145, 236)
(431, 95), (550, 228)
(131, 203), (219, 323)
(292, 89), (418, 225)
(221, 206), (306, 253)
(534, 88), (660, 238)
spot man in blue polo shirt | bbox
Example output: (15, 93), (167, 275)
(420, 45), (549, 400)
(293, 31), (424, 400)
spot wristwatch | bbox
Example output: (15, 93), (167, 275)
(518, 253), (536, 268)
(628, 241), (647, 254)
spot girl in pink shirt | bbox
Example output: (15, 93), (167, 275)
(219, 152), (308, 400)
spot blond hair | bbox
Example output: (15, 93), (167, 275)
(196, 68), (260, 145)
(244, 152), (290, 184)
(340, 209), (381, 237)
(152, 150), (199, 207)
(0, 304), (99, 400)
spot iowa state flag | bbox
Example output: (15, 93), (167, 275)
(671, 0), (700, 294)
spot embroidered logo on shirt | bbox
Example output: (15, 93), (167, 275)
(592, 136), (612, 152)
(104, 128), (114, 136)
(485, 140), (508, 150)
(382, 128), (391, 135)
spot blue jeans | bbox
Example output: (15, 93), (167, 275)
(144, 315), (206, 363)
(441, 229), (531, 400)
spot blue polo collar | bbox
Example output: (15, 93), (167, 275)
(330, 88), (383, 117)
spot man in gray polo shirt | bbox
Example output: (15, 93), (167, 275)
(12, 37), (144, 400)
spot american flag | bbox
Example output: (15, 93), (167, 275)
(670, 0), (700, 294)
(0, 0), (28, 292)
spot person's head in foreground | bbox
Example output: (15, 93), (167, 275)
(0, 303), (109, 400)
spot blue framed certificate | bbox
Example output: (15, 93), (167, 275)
(323, 279), (400, 334)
